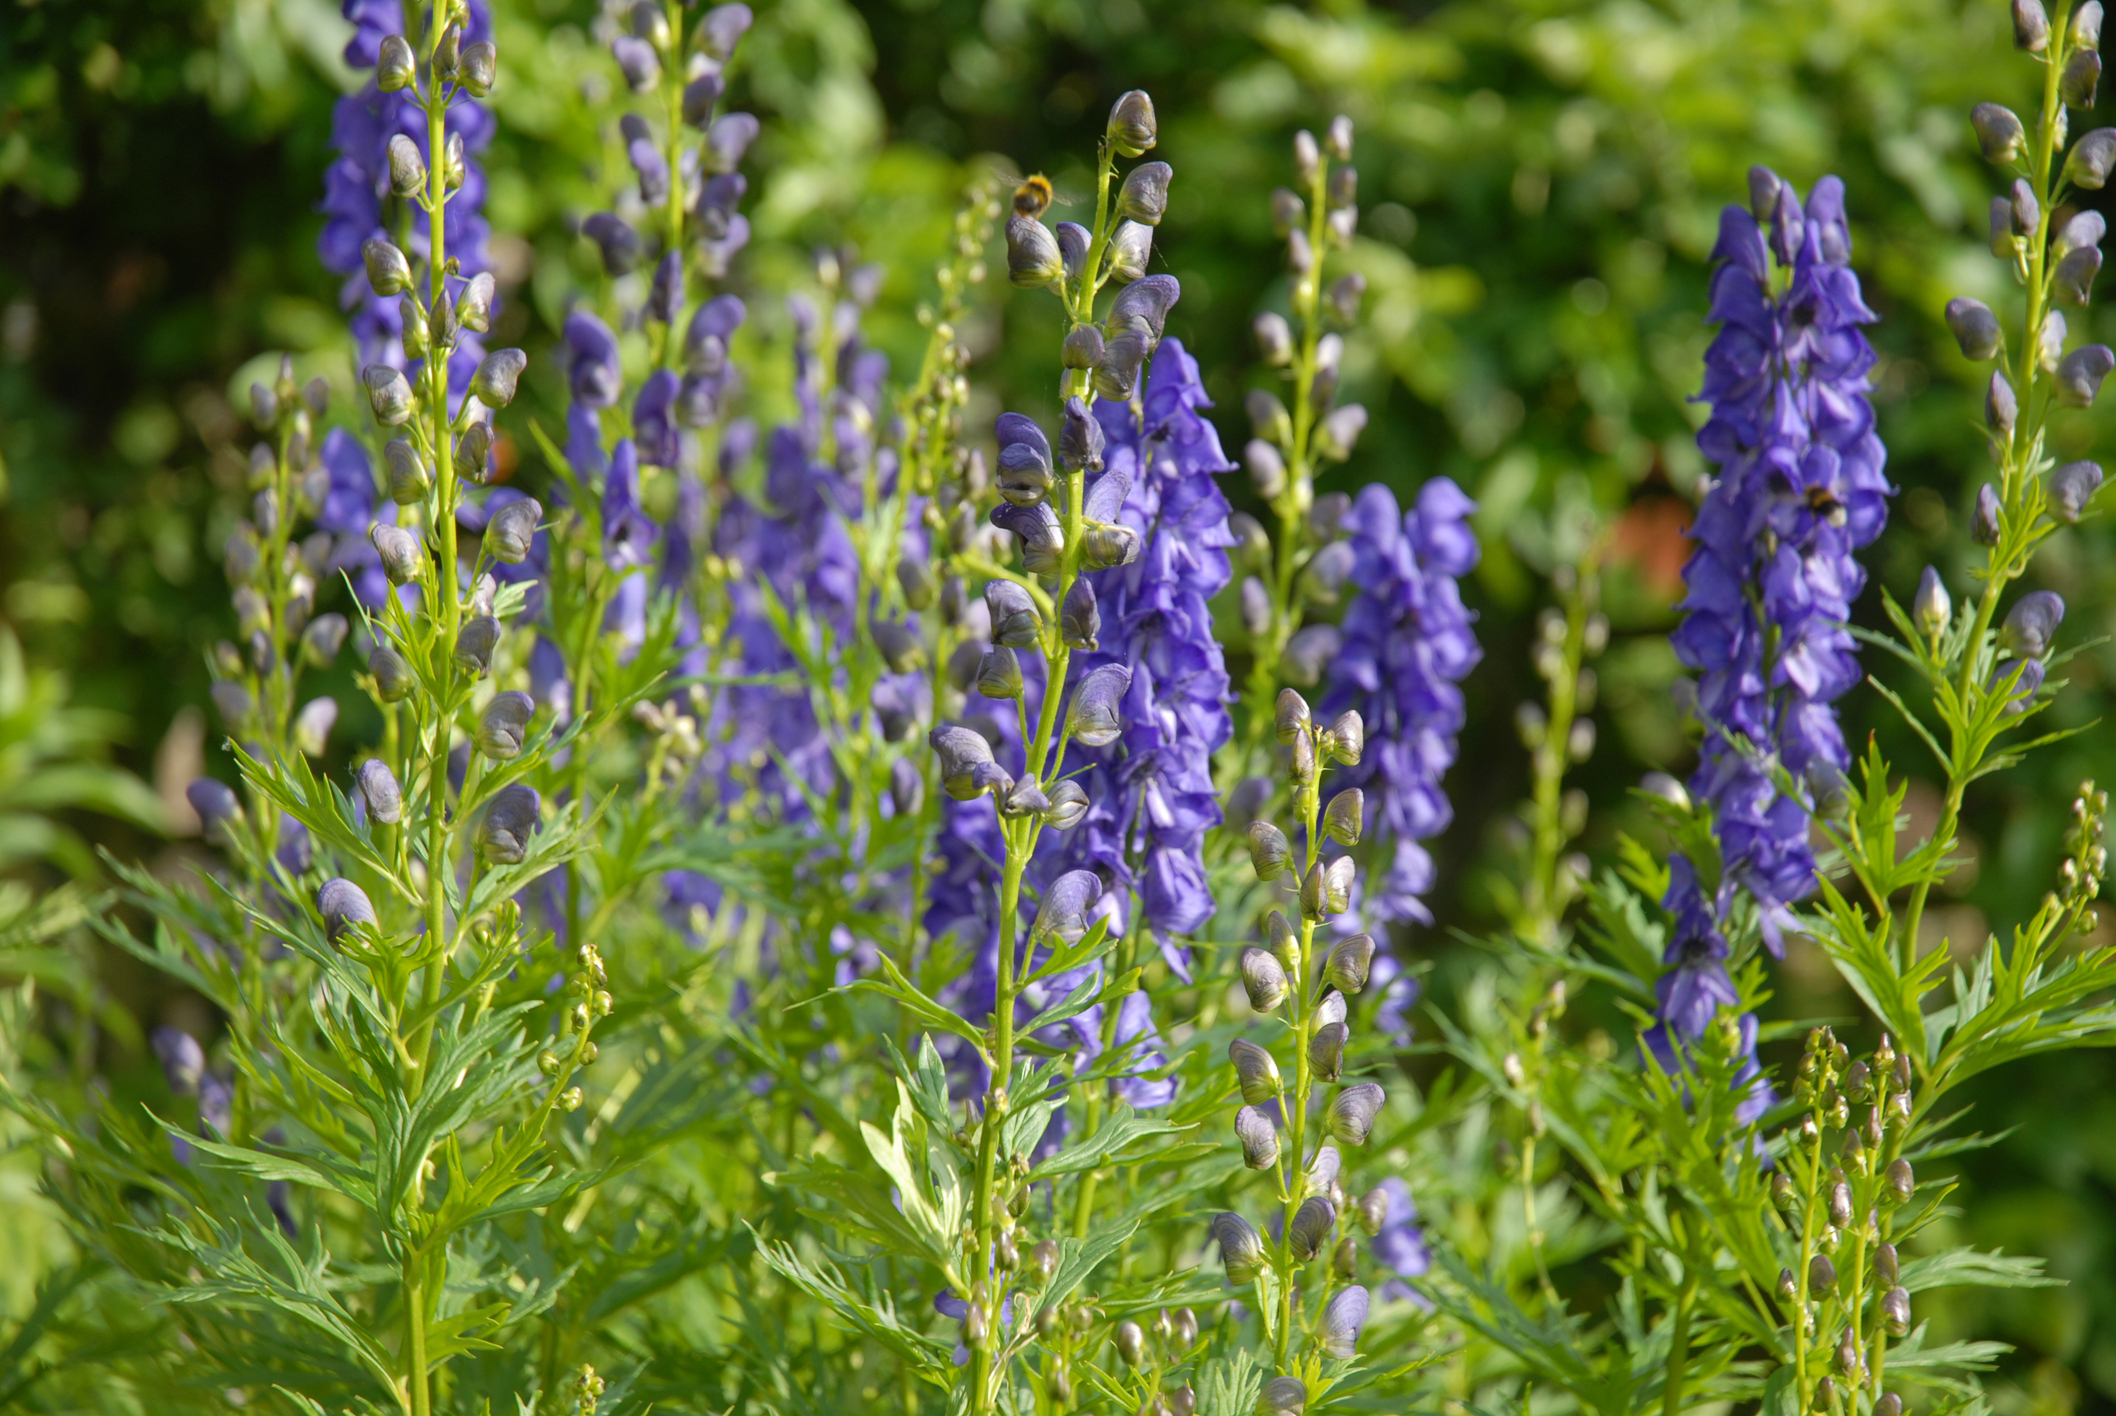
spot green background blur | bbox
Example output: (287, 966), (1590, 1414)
(3, 0), (2115, 1409)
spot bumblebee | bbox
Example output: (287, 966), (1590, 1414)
(1013, 174), (1053, 219)
(1805, 482), (1847, 528)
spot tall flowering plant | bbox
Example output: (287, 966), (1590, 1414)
(13, 3), (2116, 1415)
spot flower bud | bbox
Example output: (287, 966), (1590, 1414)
(1031, 870), (1101, 947)
(459, 39), (496, 96)
(372, 524), (426, 584)
(1881, 1287), (1910, 1337)
(471, 348), (527, 408)
(1060, 578), (1100, 651)
(611, 34), (660, 91)
(1311, 715), (1361, 772)
(1000, 774), (1051, 818)
(1970, 103), (2027, 164)
(1326, 933), (1375, 993)
(1108, 89), (1157, 156)
(1315, 403), (1367, 462)
(2052, 458), (2105, 521)
(1986, 370), (2018, 434)
(1809, 1254), (1837, 1292)
(355, 759), (403, 826)
(1229, 1038), (1282, 1105)
(2012, 178), (2042, 239)
(930, 725), (998, 801)
(2002, 589), (2065, 657)
(2016, 0), (2051, 50)
(1247, 821), (1292, 881)
(2058, 244), (2104, 305)
(1239, 947), (1288, 1011)
(319, 878), (377, 943)
(1252, 311), (1295, 367)
(387, 134), (426, 196)
(368, 643), (414, 702)
(1309, 1021), (1347, 1081)
(1081, 524), (1142, 570)
(2057, 343), (2116, 406)
(1944, 297), (2001, 361)
(1884, 1157), (1914, 1204)
(477, 690), (535, 759)
(1323, 788), (1363, 846)
(1973, 483), (2002, 546)
(1293, 127), (1322, 184)
(1211, 1212), (1265, 1283)
(300, 612), (349, 668)
(479, 783), (541, 864)
(1067, 663), (1131, 748)
(1107, 220), (1152, 284)
(2070, 127), (2116, 188)
(1247, 388), (1293, 447)
(364, 364), (415, 425)
(486, 498), (543, 564)
(1328, 272), (1366, 325)
(377, 34), (416, 91)
(582, 212), (643, 276)
(1266, 910), (1298, 968)
(454, 615), (501, 677)
(1327, 1081), (1384, 1146)
(1991, 194), (2018, 259)
(2082, 0), (2108, 46)
(1281, 625), (1343, 689)
(1288, 1195), (1335, 1260)
(1006, 216), (1063, 288)
(1318, 1286), (1368, 1359)
(1259, 1377), (1307, 1416)
(363, 238), (412, 297)
(1118, 162), (1172, 226)
(1033, 778), (1084, 831)
(2066, 47), (2103, 109)
(1235, 1104), (1280, 1169)
(1913, 565), (1951, 637)
(975, 647), (1023, 700)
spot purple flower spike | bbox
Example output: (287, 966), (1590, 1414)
(1319, 477), (1482, 927)
(1675, 169), (1890, 954)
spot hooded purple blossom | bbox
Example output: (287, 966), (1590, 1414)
(1675, 171), (1890, 949)
(1033, 336), (1233, 980)
(1641, 857), (1774, 1127)
(1368, 1177), (1433, 1305)
(1319, 478), (1482, 925)
(314, 428), (405, 610)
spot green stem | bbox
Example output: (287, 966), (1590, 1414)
(406, 1265), (431, 1416)
(1664, 1254), (1697, 1416)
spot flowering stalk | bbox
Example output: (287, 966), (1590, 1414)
(1215, 689), (1383, 1384)
(1238, 117), (1365, 768)
(927, 88), (1186, 1413)
(1899, 0), (2109, 958)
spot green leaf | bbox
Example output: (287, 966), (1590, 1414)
(1027, 1104), (1196, 1180)
(1898, 1246), (2058, 1295)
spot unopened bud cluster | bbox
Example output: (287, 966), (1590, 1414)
(1775, 1025), (1919, 1412)
(1212, 689), (1382, 1366)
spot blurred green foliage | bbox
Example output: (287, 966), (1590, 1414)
(5, 0), (2116, 1409)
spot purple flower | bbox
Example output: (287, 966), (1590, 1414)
(1032, 337), (1234, 976)
(1676, 171), (1891, 949)
(602, 439), (658, 570)
(1642, 858), (1775, 1128)
(1653, 855), (1737, 1041)
(1319, 478), (1483, 926)
(634, 369), (682, 468)
(1367, 1178), (1432, 1306)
